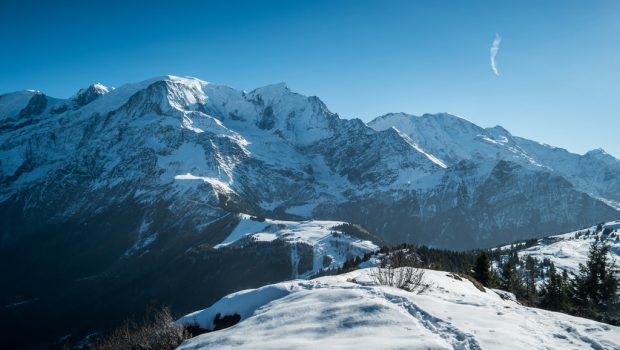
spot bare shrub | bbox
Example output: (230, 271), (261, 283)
(370, 250), (429, 294)
(92, 307), (191, 350)
(370, 266), (428, 293)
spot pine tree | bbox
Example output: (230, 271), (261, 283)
(572, 241), (619, 316)
(524, 255), (538, 303)
(539, 263), (567, 311)
(501, 259), (525, 298)
(473, 251), (491, 286)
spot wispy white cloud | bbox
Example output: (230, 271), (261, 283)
(490, 33), (501, 76)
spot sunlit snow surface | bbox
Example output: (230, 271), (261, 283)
(177, 268), (620, 349)
(518, 220), (620, 275)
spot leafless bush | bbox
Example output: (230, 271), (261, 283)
(92, 307), (190, 350)
(370, 249), (429, 294)
(370, 266), (428, 293)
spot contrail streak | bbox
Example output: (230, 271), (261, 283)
(490, 33), (501, 76)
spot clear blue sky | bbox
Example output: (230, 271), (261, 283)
(1, 0), (619, 157)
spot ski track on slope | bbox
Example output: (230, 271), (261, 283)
(314, 281), (482, 349)
(244, 278), (481, 349)
(347, 279), (616, 350)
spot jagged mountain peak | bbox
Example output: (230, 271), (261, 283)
(369, 111), (489, 166)
(85, 82), (110, 94)
(72, 82), (110, 107)
(584, 147), (618, 161)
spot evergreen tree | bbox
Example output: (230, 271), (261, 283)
(539, 263), (567, 311)
(572, 241), (619, 316)
(473, 251), (491, 286)
(524, 255), (538, 303)
(488, 269), (501, 288)
(501, 259), (525, 298)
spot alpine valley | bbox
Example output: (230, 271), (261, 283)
(1, 75), (619, 348)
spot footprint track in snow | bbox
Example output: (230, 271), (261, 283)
(363, 287), (481, 350)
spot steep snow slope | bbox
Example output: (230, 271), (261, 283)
(517, 220), (620, 275)
(214, 214), (378, 278)
(177, 268), (620, 349)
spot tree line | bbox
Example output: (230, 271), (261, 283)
(344, 230), (619, 325)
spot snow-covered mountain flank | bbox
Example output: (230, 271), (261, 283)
(176, 268), (620, 350)
(370, 112), (620, 211)
(1, 75), (619, 348)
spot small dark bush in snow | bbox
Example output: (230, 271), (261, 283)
(213, 313), (241, 331)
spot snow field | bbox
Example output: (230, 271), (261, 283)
(177, 268), (620, 349)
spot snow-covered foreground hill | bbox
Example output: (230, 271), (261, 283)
(176, 269), (620, 350)
(517, 220), (620, 275)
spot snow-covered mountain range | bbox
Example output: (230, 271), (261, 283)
(1, 75), (618, 252)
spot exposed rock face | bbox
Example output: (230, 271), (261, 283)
(18, 92), (48, 118)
